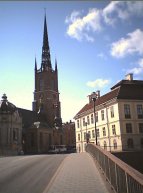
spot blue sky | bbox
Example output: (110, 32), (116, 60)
(0, 1), (143, 122)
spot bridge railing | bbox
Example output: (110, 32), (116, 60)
(86, 143), (143, 193)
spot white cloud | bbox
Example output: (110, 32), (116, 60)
(65, 2), (143, 42)
(127, 58), (143, 75)
(86, 79), (110, 88)
(65, 10), (82, 24)
(66, 8), (102, 42)
(102, 1), (121, 25)
(102, 1), (143, 25)
(111, 29), (143, 58)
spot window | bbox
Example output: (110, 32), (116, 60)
(39, 79), (44, 91)
(101, 110), (104, 120)
(112, 125), (116, 135)
(141, 138), (143, 148)
(102, 127), (106, 136)
(126, 123), (132, 133)
(127, 138), (134, 148)
(84, 132), (86, 140)
(110, 106), (114, 118)
(88, 131), (91, 139)
(113, 139), (117, 149)
(103, 141), (107, 150)
(77, 120), (80, 128)
(83, 118), (85, 126)
(40, 132), (43, 147)
(78, 134), (80, 141)
(96, 129), (100, 137)
(13, 129), (17, 141)
(31, 133), (35, 147)
(92, 130), (95, 138)
(124, 104), (131, 118)
(87, 116), (90, 125)
(139, 123), (143, 133)
(95, 112), (98, 122)
(137, 104), (143, 119)
(91, 114), (94, 124)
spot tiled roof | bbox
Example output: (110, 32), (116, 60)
(74, 87), (120, 118)
(74, 79), (143, 119)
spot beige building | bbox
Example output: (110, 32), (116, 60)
(74, 74), (143, 152)
(0, 94), (22, 155)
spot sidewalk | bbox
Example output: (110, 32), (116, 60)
(44, 153), (112, 193)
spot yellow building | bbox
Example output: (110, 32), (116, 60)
(74, 74), (143, 152)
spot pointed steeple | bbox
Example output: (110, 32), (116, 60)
(41, 13), (52, 70)
(55, 58), (57, 71)
(35, 57), (37, 71)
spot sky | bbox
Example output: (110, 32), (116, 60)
(0, 1), (143, 123)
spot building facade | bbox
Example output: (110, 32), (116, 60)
(0, 94), (22, 155)
(62, 120), (76, 150)
(74, 74), (143, 152)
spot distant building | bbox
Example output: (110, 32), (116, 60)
(62, 120), (76, 149)
(74, 74), (143, 152)
(0, 94), (22, 155)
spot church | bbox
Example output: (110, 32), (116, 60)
(23, 14), (64, 154)
(0, 14), (76, 155)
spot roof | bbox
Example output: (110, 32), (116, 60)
(75, 87), (120, 118)
(74, 79), (143, 119)
(0, 94), (17, 114)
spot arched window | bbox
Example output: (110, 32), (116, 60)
(127, 138), (134, 148)
(113, 139), (117, 149)
(141, 138), (143, 148)
(103, 141), (107, 150)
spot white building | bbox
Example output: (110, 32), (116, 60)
(0, 94), (22, 155)
(74, 74), (143, 152)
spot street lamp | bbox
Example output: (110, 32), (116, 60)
(85, 122), (89, 144)
(92, 92), (98, 145)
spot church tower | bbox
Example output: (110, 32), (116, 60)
(33, 14), (62, 128)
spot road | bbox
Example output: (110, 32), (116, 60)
(0, 154), (67, 193)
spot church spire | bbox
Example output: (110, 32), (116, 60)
(35, 57), (37, 71)
(41, 13), (52, 70)
(55, 58), (57, 72)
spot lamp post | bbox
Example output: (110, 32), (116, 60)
(85, 122), (89, 144)
(92, 93), (98, 145)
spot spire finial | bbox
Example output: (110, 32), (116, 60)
(44, 7), (46, 16)
(55, 57), (57, 71)
(41, 11), (52, 70)
(35, 57), (37, 71)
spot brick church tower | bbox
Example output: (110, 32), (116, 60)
(33, 14), (62, 128)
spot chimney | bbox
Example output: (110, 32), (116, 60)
(125, 73), (133, 81)
(88, 91), (100, 103)
(96, 90), (100, 97)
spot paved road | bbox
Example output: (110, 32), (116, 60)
(0, 154), (67, 193)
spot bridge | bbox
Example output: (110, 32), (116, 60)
(0, 144), (143, 193)
(45, 144), (143, 193)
